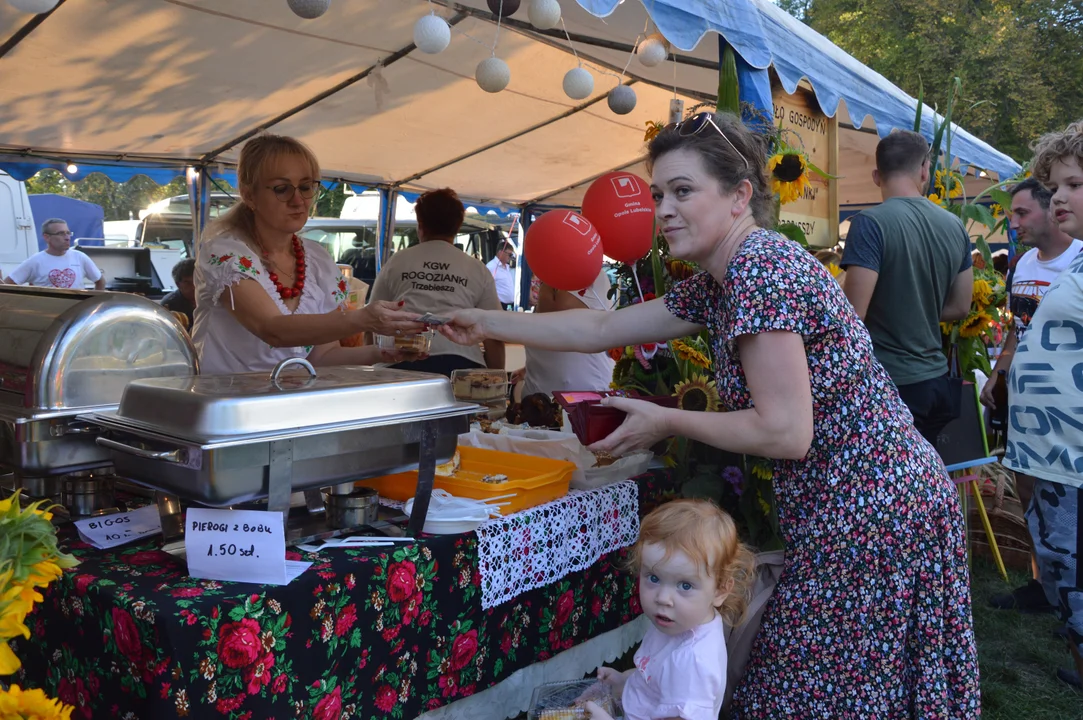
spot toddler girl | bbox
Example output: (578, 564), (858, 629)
(587, 499), (755, 720)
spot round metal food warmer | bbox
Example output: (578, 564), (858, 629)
(0, 286), (198, 496)
(84, 358), (479, 549)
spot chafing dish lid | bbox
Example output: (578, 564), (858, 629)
(0, 286), (197, 411)
(98, 361), (470, 444)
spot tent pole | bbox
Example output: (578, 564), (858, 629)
(0, 0), (68, 60)
(518, 207), (535, 310)
(377, 188), (398, 276)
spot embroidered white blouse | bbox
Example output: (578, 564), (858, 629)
(192, 233), (347, 375)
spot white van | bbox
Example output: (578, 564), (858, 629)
(0, 170), (40, 279)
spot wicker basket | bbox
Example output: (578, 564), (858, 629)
(966, 463), (1032, 572)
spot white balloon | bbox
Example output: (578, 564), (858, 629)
(527, 0), (561, 30)
(8, 0), (60, 12)
(286, 0), (330, 19)
(413, 14), (451, 54)
(607, 85), (637, 115)
(476, 57), (511, 93)
(637, 34), (668, 68)
(562, 67), (594, 100)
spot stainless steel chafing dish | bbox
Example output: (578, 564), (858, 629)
(84, 359), (478, 537)
(0, 286), (197, 488)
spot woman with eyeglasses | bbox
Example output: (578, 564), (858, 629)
(192, 134), (424, 374)
(441, 113), (979, 717)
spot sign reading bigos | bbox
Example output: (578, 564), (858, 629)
(772, 85), (838, 248)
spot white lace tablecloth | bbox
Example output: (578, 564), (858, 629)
(475, 479), (640, 610)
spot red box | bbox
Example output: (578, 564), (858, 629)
(552, 390), (678, 446)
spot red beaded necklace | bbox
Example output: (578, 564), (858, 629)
(262, 235), (306, 300)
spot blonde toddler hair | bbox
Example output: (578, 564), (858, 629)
(631, 499), (756, 626)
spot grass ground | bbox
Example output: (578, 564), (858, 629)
(970, 559), (1082, 720)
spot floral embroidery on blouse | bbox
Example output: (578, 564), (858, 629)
(333, 276), (348, 305)
(208, 253), (261, 278)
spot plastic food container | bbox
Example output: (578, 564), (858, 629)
(527, 679), (620, 720)
(451, 369), (509, 402)
(402, 489), (503, 535)
(362, 446), (574, 514)
(373, 329), (434, 354)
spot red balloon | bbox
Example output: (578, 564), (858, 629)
(581, 171), (655, 264)
(524, 210), (604, 292)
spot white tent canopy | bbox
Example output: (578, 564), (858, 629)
(0, 0), (1019, 210)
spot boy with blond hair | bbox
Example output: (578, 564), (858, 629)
(1003, 120), (1083, 689)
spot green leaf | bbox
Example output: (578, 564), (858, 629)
(717, 44), (740, 115)
(987, 188), (1013, 210)
(228, 605), (246, 622)
(913, 78), (924, 133)
(805, 160), (840, 180)
(776, 222), (809, 248)
(974, 234), (994, 268)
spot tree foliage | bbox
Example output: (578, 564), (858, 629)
(25, 171), (188, 222)
(800, 0), (1083, 161)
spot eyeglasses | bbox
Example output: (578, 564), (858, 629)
(265, 182), (321, 202)
(671, 112), (750, 170)
(44, 230), (73, 237)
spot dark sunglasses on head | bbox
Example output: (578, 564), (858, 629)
(668, 112), (750, 169)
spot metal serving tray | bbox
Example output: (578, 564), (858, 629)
(83, 360), (478, 509)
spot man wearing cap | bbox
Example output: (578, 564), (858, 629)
(486, 241), (517, 310)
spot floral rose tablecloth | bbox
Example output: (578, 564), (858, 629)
(12, 470), (677, 719)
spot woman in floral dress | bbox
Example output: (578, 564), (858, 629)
(440, 112), (980, 717)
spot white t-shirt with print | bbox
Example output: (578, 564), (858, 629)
(1003, 250), (1083, 488)
(8, 249), (102, 289)
(1008, 238), (1083, 340)
(192, 234), (347, 375)
(370, 241), (501, 365)
(485, 256), (516, 304)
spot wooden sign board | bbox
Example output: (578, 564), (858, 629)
(772, 83), (839, 248)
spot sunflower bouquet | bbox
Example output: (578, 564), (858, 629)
(0, 492), (78, 718)
(939, 238), (1008, 378)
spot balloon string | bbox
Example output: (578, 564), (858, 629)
(630, 263), (646, 304)
(492, 0), (504, 55)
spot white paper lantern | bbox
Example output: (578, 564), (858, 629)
(413, 14), (450, 54)
(562, 67), (594, 100)
(286, 0), (330, 19)
(607, 85), (637, 115)
(476, 57), (511, 93)
(637, 33), (668, 67)
(8, 0), (60, 12)
(527, 0), (561, 30)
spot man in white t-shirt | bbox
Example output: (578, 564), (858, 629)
(983, 177), (1082, 614)
(485, 241), (516, 309)
(368, 188), (504, 376)
(3, 218), (105, 290)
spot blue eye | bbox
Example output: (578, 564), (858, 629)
(679, 581), (693, 591)
(647, 574), (659, 584)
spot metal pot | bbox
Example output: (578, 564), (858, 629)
(20, 475), (65, 499)
(323, 486), (379, 529)
(62, 470), (116, 517)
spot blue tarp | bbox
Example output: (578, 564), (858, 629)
(576, 0), (1021, 179)
(26, 194), (104, 249)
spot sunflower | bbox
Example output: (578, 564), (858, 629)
(927, 193), (944, 206)
(939, 321), (953, 336)
(991, 203), (1004, 218)
(673, 374), (720, 412)
(959, 311), (992, 338)
(934, 169), (965, 199)
(767, 150), (810, 205)
(670, 338), (711, 370)
(644, 121), (664, 142)
(972, 278), (994, 307)
(0, 685), (74, 720)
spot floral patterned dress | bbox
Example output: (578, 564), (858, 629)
(663, 229), (980, 718)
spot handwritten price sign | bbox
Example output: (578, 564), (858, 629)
(186, 508), (287, 585)
(74, 505), (162, 549)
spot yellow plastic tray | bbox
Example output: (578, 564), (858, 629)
(360, 446), (575, 514)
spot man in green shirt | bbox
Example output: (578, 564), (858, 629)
(841, 130), (974, 445)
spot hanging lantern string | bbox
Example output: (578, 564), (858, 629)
(559, 16), (581, 66)
(491, 0), (505, 55)
(630, 263), (646, 304)
(620, 35), (642, 79)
